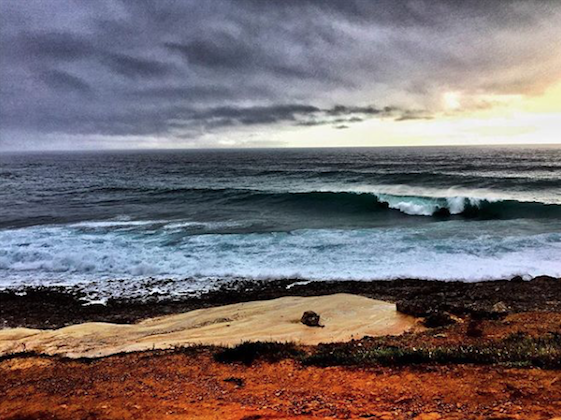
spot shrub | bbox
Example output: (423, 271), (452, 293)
(303, 333), (561, 369)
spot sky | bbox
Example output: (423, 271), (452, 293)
(1, 0), (561, 151)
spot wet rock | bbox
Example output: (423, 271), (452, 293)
(396, 300), (432, 317)
(532, 275), (558, 283)
(5, 275), (561, 329)
(301, 311), (322, 327)
(511, 275), (524, 283)
(422, 311), (456, 328)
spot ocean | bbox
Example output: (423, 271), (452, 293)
(0, 146), (560, 301)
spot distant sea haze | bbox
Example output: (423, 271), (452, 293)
(1, 146), (560, 301)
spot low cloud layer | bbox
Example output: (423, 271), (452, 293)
(1, 0), (560, 149)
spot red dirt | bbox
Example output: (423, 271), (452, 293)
(2, 312), (561, 420)
(2, 354), (561, 419)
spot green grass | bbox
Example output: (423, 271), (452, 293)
(212, 333), (561, 369)
(302, 332), (561, 369)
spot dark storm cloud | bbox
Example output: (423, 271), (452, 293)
(126, 86), (238, 101)
(177, 104), (398, 129)
(100, 53), (174, 79)
(1, 0), (561, 149)
(165, 34), (341, 83)
(40, 70), (93, 94)
(165, 37), (254, 70)
(18, 31), (95, 61)
(200, 104), (322, 126)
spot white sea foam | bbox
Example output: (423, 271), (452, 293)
(163, 220), (248, 230)
(0, 220), (560, 300)
(319, 184), (507, 202)
(375, 195), (489, 216)
(386, 199), (435, 216)
(69, 220), (165, 228)
(54, 218), (247, 231)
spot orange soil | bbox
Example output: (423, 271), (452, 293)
(1, 312), (561, 420)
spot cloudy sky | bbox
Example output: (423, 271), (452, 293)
(1, 0), (561, 150)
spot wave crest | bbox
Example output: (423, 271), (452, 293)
(243, 189), (561, 219)
(76, 185), (561, 220)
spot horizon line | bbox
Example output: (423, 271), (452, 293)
(2, 142), (561, 154)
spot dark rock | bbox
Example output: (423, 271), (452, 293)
(4, 275), (561, 329)
(301, 311), (322, 327)
(470, 308), (507, 321)
(511, 275), (524, 283)
(396, 300), (432, 317)
(422, 311), (456, 328)
(223, 377), (244, 387)
(532, 275), (558, 283)
(466, 318), (484, 338)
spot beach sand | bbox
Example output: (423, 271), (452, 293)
(0, 293), (417, 358)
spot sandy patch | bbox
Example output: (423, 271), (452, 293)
(0, 294), (417, 358)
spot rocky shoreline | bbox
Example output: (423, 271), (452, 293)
(1, 275), (560, 329)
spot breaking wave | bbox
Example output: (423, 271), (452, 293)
(156, 186), (560, 219)
(79, 185), (561, 220)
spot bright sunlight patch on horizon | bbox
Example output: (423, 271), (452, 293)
(275, 81), (561, 149)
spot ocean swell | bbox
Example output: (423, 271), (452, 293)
(84, 185), (561, 220)
(220, 188), (561, 219)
